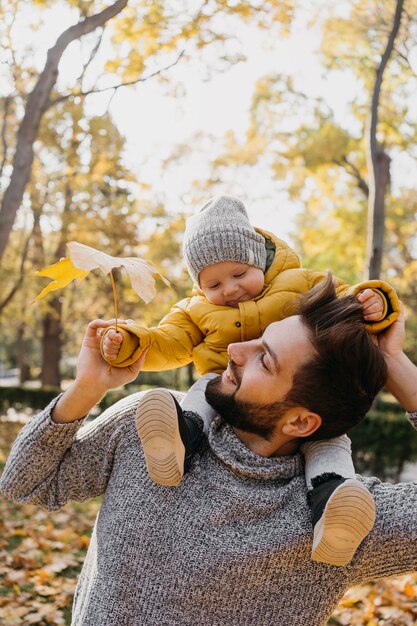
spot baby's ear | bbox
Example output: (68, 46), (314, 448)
(281, 408), (322, 438)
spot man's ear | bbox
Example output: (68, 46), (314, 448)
(281, 408), (322, 438)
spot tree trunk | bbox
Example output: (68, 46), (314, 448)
(187, 362), (196, 388)
(17, 323), (30, 384)
(41, 296), (63, 388)
(365, 0), (404, 280)
(365, 149), (391, 279)
(39, 182), (73, 388)
(0, 0), (128, 264)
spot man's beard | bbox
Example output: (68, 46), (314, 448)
(205, 371), (292, 440)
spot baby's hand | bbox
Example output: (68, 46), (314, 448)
(356, 289), (384, 321)
(102, 328), (123, 362)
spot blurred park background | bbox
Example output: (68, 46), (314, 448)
(1, 0), (417, 623)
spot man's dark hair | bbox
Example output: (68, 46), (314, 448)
(285, 273), (388, 440)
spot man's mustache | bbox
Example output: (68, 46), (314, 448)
(227, 359), (241, 389)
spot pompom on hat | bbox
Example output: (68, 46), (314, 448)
(183, 195), (266, 284)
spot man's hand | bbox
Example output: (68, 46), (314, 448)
(52, 319), (148, 424)
(76, 319), (145, 391)
(372, 305), (417, 412)
(102, 328), (123, 363)
(371, 305), (405, 360)
(357, 289), (384, 321)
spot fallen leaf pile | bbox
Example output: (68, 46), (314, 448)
(330, 576), (417, 625)
(0, 420), (101, 626)
(0, 497), (100, 625)
(1, 419), (417, 625)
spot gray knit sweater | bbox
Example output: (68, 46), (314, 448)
(1, 392), (417, 626)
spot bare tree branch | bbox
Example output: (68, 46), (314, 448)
(0, 227), (31, 315)
(336, 156), (369, 198)
(0, 0), (129, 264)
(365, 0), (404, 279)
(395, 48), (415, 71)
(105, 88), (118, 113)
(79, 29), (105, 89)
(5, 6), (20, 91)
(48, 49), (185, 108)
(0, 177), (54, 315)
(0, 96), (11, 181)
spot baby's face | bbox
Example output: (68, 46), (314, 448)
(199, 261), (265, 307)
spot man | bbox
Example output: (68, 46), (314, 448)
(1, 276), (417, 626)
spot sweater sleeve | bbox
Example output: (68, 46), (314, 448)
(345, 476), (417, 585)
(345, 409), (417, 584)
(0, 394), (136, 511)
(100, 299), (205, 370)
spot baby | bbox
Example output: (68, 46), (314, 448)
(100, 195), (399, 566)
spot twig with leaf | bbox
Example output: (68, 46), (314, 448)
(33, 242), (170, 335)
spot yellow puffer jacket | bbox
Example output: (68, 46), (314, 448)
(100, 229), (400, 375)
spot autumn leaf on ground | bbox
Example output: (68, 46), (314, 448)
(32, 242), (170, 305)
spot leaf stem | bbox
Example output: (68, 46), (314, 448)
(109, 270), (118, 332)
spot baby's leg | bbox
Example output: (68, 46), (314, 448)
(134, 374), (218, 487)
(303, 435), (355, 488)
(180, 373), (218, 435)
(302, 436), (376, 567)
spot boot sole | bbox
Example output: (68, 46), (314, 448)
(135, 389), (185, 487)
(311, 479), (376, 566)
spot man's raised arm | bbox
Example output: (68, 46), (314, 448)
(373, 307), (417, 412)
(0, 319), (148, 509)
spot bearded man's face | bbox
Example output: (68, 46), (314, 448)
(205, 317), (315, 438)
(205, 368), (291, 439)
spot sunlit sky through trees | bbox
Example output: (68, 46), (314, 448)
(5, 0), (417, 241)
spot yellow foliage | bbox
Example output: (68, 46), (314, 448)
(104, 59), (120, 75)
(301, 122), (352, 169)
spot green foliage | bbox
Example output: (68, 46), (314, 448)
(0, 363), (195, 414)
(350, 396), (417, 481)
(0, 386), (60, 413)
(98, 368), (196, 411)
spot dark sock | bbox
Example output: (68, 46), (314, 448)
(308, 474), (345, 527)
(171, 403), (204, 473)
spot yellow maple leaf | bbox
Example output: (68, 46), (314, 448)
(67, 241), (170, 304)
(33, 242), (170, 306)
(33, 258), (89, 302)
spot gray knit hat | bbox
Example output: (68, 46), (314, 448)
(183, 195), (266, 284)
